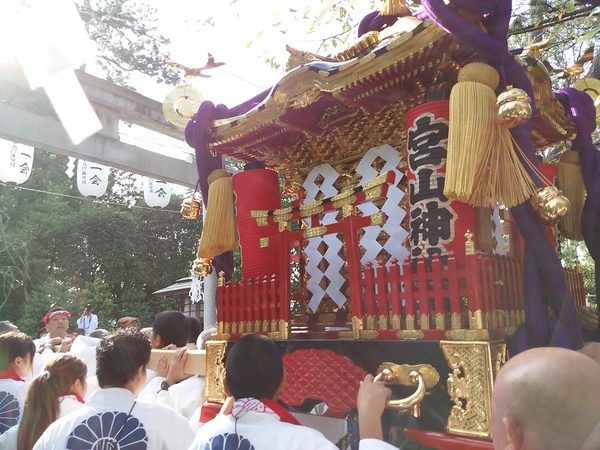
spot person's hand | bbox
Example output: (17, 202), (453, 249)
(156, 356), (169, 378)
(166, 347), (192, 386)
(162, 343), (177, 350)
(47, 337), (64, 346)
(58, 338), (72, 353)
(357, 374), (392, 441)
(577, 305), (599, 331)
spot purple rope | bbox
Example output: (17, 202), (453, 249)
(421, 0), (583, 350)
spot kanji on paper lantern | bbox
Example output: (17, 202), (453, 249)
(0, 139), (34, 186)
(77, 159), (109, 199)
(144, 178), (171, 209)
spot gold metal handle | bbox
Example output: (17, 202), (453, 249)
(374, 363), (440, 417)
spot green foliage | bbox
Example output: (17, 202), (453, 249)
(0, 150), (201, 335)
(78, 0), (182, 87)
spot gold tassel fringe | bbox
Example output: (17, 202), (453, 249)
(557, 150), (585, 240)
(197, 169), (239, 258)
(445, 62), (538, 208)
(381, 0), (409, 16)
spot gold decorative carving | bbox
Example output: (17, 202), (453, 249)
(378, 314), (388, 330)
(299, 200), (324, 217)
(352, 316), (363, 339)
(469, 310), (484, 329)
(205, 340), (227, 403)
(406, 314), (415, 330)
(451, 312), (461, 330)
(332, 190), (355, 202)
(255, 217), (268, 227)
(251, 210), (269, 218)
(274, 207), (292, 216)
(440, 340), (506, 439)
(362, 172), (389, 190)
(420, 313), (430, 330)
(318, 312), (337, 323)
(332, 195), (357, 209)
(465, 230), (475, 255)
(289, 87), (321, 109)
(435, 312), (445, 330)
(273, 213), (293, 223)
(360, 330), (379, 339)
(218, 271), (225, 287)
(370, 212), (385, 226)
(397, 330), (424, 340)
(303, 226), (327, 239)
(342, 204), (355, 218)
(391, 314), (401, 330)
(338, 331), (355, 340)
(259, 237), (270, 248)
(364, 185), (384, 200)
(445, 329), (490, 341)
(366, 315), (376, 330)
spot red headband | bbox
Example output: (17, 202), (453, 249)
(42, 310), (71, 324)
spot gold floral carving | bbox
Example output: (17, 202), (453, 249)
(289, 87), (321, 109)
(362, 172), (389, 190)
(435, 313), (445, 330)
(364, 185), (384, 201)
(469, 310), (484, 329)
(332, 195), (357, 209)
(440, 340), (506, 439)
(420, 313), (430, 330)
(338, 331), (355, 340)
(259, 237), (270, 248)
(255, 217), (268, 227)
(444, 329), (490, 341)
(391, 314), (401, 330)
(299, 200), (324, 217)
(451, 312), (461, 330)
(397, 330), (424, 340)
(251, 210), (269, 218)
(405, 314), (415, 330)
(205, 340), (227, 403)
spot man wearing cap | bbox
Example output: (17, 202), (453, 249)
(34, 307), (72, 354)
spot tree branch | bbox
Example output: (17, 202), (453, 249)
(508, 5), (598, 37)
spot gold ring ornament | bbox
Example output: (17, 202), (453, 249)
(163, 85), (203, 130)
(192, 257), (213, 277)
(374, 363), (440, 417)
(573, 78), (600, 123)
(180, 192), (202, 219)
(496, 86), (532, 128)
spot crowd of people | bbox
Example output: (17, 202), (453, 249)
(1, 305), (600, 450)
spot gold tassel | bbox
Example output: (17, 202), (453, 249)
(445, 62), (538, 208)
(196, 169), (239, 258)
(445, 63), (500, 203)
(557, 150), (585, 240)
(381, 0), (409, 16)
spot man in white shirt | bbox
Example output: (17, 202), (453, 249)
(188, 334), (338, 450)
(33, 329), (197, 450)
(76, 304), (98, 336)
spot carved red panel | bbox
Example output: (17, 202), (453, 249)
(279, 348), (366, 417)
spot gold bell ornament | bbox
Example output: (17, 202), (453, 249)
(496, 87), (532, 128)
(180, 192), (202, 219)
(529, 185), (571, 225)
(192, 257), (213, 277)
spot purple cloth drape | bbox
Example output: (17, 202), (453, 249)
(419, 0), (584, 350)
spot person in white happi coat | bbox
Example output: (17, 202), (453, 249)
(0, 331), (35, 437)
(1, 354), (88, 450)
(33, 329), (197, 450)
(76, 305), (98, 336)
(188, 334), (338, 450)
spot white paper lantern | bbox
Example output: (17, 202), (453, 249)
(0, 139), (34, 186)
(144, 178), (171, 209)
(77, 159), (109, 199)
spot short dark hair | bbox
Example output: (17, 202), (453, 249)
(96, 329), (150, 388)
(152, 311), (189, 348)
(188, 317), (202, 344)
(0, 331), (35, 370)
(225, 334), (284, 400)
